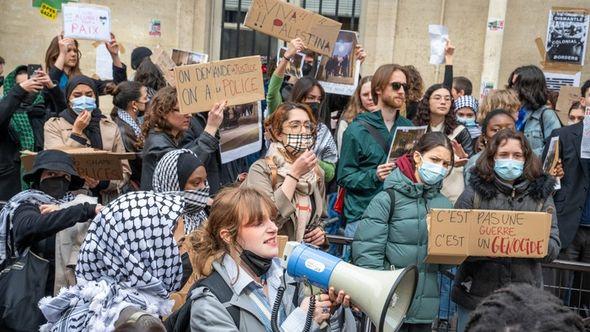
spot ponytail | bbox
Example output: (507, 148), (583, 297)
(109, 81), (144, 117)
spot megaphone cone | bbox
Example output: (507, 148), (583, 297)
(330, 262), (417, 332)
(285, 242), (418, 332)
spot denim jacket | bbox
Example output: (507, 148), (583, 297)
(523, 106), (562, 157)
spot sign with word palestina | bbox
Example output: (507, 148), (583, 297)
(174, 56), (265, 113)
(426, 209), (552, 264)
(63, 3), (111, 42)
(244, 0), (342, 56)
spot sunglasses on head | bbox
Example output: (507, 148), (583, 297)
(391, 82), (408, 91)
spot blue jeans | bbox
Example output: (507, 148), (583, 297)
(456, 305), (471, 332)
(342, 220), (360, 262)
(438, 268), (457, 320)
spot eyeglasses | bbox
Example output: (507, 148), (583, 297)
(283, 121), (316, 134)
(390, 82), (408, 91)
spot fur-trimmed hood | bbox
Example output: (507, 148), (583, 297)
(468, 168), (556, 202)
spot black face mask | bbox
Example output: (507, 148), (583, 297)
(302, 62), (313, 77)
(39, 176), (70, 199)
(180, 251), (193, 288)
(307, 102), (321, 115)
(240, 249), (272, 277)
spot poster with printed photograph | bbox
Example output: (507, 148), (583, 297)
(277, 47), (305, 78)
(171, 48), (209, 66)
(545, 8), (590, 66)
(220, 101), (262, 164)
(316, 30), (360, 96)
(387, 126), (428, 163)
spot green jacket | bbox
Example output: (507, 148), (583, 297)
(336, 110), (412, 222)
(351, 168), (453, 324)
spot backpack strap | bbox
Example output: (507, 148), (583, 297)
(358, 120), (389, 153)
(539, 106), (547, 140)
(265, 156), (278, 191)
(473, 191), (481, 210)
(386, 188), (396, 221)
(197, 270), (241, 328)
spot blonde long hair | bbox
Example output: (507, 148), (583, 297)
(188, 187), (278, 277)
(478, 89), (520, 123)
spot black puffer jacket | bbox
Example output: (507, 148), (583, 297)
(451, 170), (561, 310)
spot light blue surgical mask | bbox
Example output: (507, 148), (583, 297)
(418, 157), (448, 185)
(494, 158), (524, 181)
(457, 116), (477, 128)
(71, 96), (96, 115)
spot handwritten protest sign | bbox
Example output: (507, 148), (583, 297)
(174, 56), (265, 113)
(244, 0), (341, 56)
(21, 148), (135, 181)
(426, 209), (552, 264)
(63, 3), (111, 42)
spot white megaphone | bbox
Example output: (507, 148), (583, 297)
(283, 242), (417, 332)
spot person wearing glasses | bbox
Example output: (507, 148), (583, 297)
(413, 83), (474, 204)
(337, 64), (413, 260)
(242, 102), (326, 246)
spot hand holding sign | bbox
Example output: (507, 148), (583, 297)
(444, 39), (455, 65)
(19, 76), (43, 93)
(286, 38), (306, 59)
(105, 33), (119, 55)
(355, 44), (367, 64)
(204, 100), (227, 135)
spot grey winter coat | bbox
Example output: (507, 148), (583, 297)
(189, 255), (357, 332)
(451, 170), (561, 310)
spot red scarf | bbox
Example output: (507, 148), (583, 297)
(395, 154), (418, 183)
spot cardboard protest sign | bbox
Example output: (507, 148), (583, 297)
(316, 30), (360, 96)
(219, 101), (262, 164)
(426, 209), (552, 265)
(545, 8), (589, 66)
(153, 47), (177, 86)
(63, 3), (111, 42)
(21, 148), (135, 181)
(244, 0), (342, 56)
(174, 56), (265, 113)
(387, 126), (428, 163)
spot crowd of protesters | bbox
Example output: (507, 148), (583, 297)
(0, 24), (587, 332)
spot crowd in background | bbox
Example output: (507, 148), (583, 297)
(0, 29), (588, 332)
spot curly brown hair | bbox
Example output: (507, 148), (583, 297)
(475, 129), (542, 183)
(403, 65), (424, 102)
(413, 84), (458, 136)
(141, 86), (179, 139)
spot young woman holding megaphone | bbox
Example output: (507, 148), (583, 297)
(353, 132), (456, 332)
(184, 186), (357, 331)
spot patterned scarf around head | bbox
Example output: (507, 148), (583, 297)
(39, 191), (184, 332)
(152, 149), (209, 234)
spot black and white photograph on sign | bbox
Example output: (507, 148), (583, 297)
(171, 48), (209, 66)
(545, 8), (590, 65)
(387, 126), (428, 163)
(544, 71), (582, 91)
(278, 47), (305, 78)
(316, 30), (360, 96)
(220, 101), (262, 164)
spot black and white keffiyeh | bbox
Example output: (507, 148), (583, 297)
(117, 108), (144, 139)
(39, 191), (184, 332)
(153, 149), (209, 233)
(0, 190), (74, 265)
